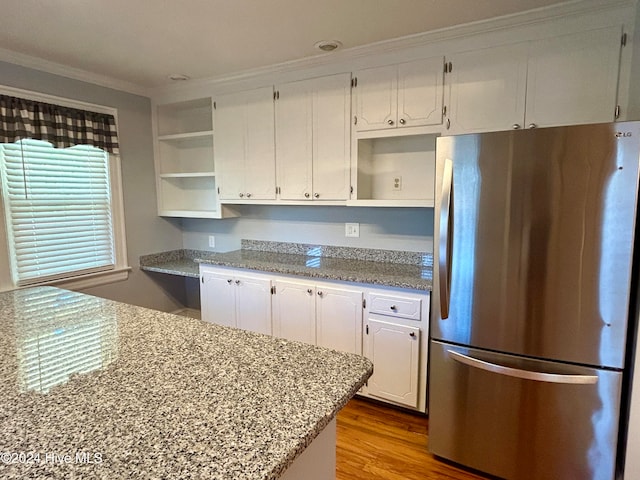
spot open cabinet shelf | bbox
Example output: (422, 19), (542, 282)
(352, 133), (436, 207)
(153, 97), (236, 218)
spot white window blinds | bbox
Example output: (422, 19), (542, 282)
(0, 139), (115, 286)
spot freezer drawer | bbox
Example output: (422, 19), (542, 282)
(428, 341), (623, 480)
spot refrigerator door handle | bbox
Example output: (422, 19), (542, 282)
(439, 158), (453, 319)
(448, 350), (598, 385)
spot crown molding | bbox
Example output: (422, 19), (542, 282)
(151, 0), (636, 97)
(0, 0), (634, 99)
(0, 47), (150, 98)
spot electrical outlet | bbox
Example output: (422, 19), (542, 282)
(393, 176), (402, 191)
(345, 223), (360, 238)
(208, 235), (216, 248)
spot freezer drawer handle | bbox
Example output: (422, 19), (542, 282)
(448, 350), (598, 385)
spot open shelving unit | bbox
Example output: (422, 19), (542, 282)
(154, 98), (237, 219)
(348, 132), (436, 207)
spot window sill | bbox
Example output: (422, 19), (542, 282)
(21, 267), (132, 291)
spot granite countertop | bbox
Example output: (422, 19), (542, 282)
(0, 287), (372, 480)
(140, 241), (433, 291)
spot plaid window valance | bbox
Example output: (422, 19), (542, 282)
(0, 94), (120, 155)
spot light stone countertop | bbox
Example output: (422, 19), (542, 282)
(0, 286), (372, 480)
(140, 242), (433, 291)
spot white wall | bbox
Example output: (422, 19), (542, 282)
(181, 205), (433, 254)
(0, 61), (185, 311)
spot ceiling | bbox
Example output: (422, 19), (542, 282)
(0, 0), (582, 91)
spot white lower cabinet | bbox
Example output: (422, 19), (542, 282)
(363, 318), (420, 408)
(272, 279), (317, 344)
(361, 289), (429, 411)
(315, 286), (363, 355)
(272, 280), (362, 355)
(200, 265), (429, 411)
(200, 268), (272, 335)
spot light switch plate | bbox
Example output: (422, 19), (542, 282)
(345, 223), (360, 237)
(208, 235), (216, 248)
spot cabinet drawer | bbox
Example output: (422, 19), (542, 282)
(368, 293), (421, 320)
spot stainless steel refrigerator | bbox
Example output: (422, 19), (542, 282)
(429, 122), (640, 480)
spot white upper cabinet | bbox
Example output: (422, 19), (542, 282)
(446, 43), (528, 134)
(445, 25), (623, 134)
(354, 57), (444, 132)
(524, 26), (622, 128)
(275, 73), (351, 201)
(215, 86), (276, 201)
(354, 65), (397, 131)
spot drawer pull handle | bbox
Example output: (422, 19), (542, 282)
(390, 305), (397, 310)
(448, 350), (598, 384)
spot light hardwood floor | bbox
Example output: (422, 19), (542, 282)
(336, 398), (491, 480)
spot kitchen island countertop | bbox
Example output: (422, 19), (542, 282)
(0, 286), (372, 480)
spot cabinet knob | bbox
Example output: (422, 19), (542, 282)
(314, 193), (320, 198)
(528, 123), (537, 129)
(239, 192), (244, 198)
(227, 279), (232, 284)
(399, 118), (406, 125)
(246, 193), (252, 198)
(409, 332), (416, 338)
(317, 291), (323, 297)
(390, 305), (397, 311)
(307, 288), (313, 295)
(387, 119), (394, 126)
(235, 280), (240, 285)
(304, 192), (310, 198)
(512, 124), (521, 130)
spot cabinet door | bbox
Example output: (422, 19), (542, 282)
(525, 26), (621, 128)
(200, 271), (236, 328)
(214, 91), (246, 200)
(397, 57), (444, 127)
(272, 280), (316, 344)
(312, 73), (352, 200)
(244, 86), (276, 200)
(316, 286), (363, 354)
(354, 65), (398, 132)
(447, 43), (528, 134)
(235, 274), (272, 335)
(364, 318), (420, 408)
(275, 80), (313, 200)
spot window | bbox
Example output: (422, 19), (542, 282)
(0, 87), (129, 290)
(0, 140), (116, 285)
